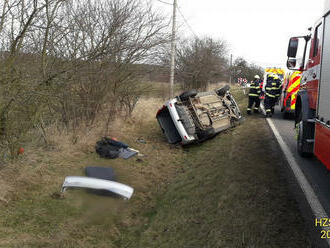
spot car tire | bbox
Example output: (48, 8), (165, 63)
(176, 105), (195, 135)
(226, 93), (242, 120)
(179, 90), (197, 101)
(297, 111), (314, 157)
(216, 85), (230, 97)
(197, 127), (215, 140)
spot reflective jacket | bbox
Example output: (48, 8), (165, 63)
(274, 79), (282, 98)
(248, 79), (261, 97)
(265, 78), (277, 98)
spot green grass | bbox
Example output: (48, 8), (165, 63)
(0, 85), (312, 247)
(116, 88), (312, 247)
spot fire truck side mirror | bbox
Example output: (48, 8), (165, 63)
(287, 58), (297, 69)
(287, 37), (299, 58)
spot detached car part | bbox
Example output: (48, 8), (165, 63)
(156, 85), (242, 145)
(85, 166), (116, 181)
(61, 176), (134, 199)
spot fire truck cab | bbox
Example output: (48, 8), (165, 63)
(286, 0), (330, 169)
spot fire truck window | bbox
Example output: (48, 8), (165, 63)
(313, 23), (323, 57)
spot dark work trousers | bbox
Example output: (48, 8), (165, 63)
(264, 96), (276, 114)
(247, 96), (260, 112)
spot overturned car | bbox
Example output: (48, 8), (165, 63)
(156, 85), (242, 145)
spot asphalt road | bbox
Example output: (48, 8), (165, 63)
(271, 106), (330, 247)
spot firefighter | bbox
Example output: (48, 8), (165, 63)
(246, 75), (261, 115)
(264, 74), (277, 117)
(259, 79), (265, 101)
(274, 75), (282, 107)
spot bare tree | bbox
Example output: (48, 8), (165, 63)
(160, 37), (228, 91)
(232, 57), (264, 83)
(0, 0), (170, 158)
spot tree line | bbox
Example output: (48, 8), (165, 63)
(0, 0), (263, 159)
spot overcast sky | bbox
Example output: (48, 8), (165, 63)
(154, 0), (324, 68)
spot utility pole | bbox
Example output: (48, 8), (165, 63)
(229, 54), (233, 85)
(169, 0), (177, 98)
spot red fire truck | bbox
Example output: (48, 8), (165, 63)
(286, 0), (330, 168)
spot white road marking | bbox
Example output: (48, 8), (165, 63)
(260, 100), (266, 115)
(267, 118), (330, 246)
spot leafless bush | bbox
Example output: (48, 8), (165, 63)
(159, 37), (228, 91)
(0, 0), (170, 159)
(231, 57), (264, 82)
(177, 37), (228, 90)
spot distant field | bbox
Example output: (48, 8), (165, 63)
(0, 84), (312, 247)
(138, 81), (181, 99)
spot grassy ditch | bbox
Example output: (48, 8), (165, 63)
(118, 87), (312, 248)
(119, 115), (312, 247)
(0, 85), (312, 247)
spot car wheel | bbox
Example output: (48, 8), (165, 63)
(216, 85), (230, 97)
(176, 105), (195, 135)
(226, 94), (242, 120)
(179, 90), (197, 101)
(197, 127), (215, 140)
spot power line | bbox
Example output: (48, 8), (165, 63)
(156, 0), (173, 5)
(176, 4), (198, 38)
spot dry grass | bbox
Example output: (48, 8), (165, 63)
(0, 84), (312, 247)
(0, 92), (186, 247)
(139, 81), (181, 100)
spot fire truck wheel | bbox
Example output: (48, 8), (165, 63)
(297, 120), (314, 157)
(283, 111), (290, 119)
